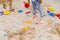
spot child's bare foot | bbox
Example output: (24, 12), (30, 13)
(9, 8), (14, 12)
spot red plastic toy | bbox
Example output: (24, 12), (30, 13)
(56, 14), (60, 19)
(25, 11), (30, 14)
(24, 2), (30, 8)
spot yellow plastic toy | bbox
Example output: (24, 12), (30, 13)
(2, 19), (6, 22)
(47, 22), (51, 26)
(23, 26), (30, 31)
(26, 20), (32, 24)
(22, 20), (32, 24)
(48, 7), (54, 11)
(14, 12), (18, 15)
(4, 10), (10, 15)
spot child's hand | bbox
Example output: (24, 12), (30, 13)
(28, 0), (30, 4)
(40, 0), (42, 4)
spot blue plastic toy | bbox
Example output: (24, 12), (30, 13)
(39, 35), (43, 38)
(0, 11), (4, 15)
(4, 33), (8, 37)
(18, 10), (23, 13)
(48, 12), (55, 17)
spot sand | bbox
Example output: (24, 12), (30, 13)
(0, 0), (60, 40)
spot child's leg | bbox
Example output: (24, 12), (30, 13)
(36, 1), (45, 17)
(6, 0), (9, 3)
(9, 0), (12, 9)
(9, 0), (14, 11)
(3, 0), (9, 9)
(32, 1), (36, 15)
